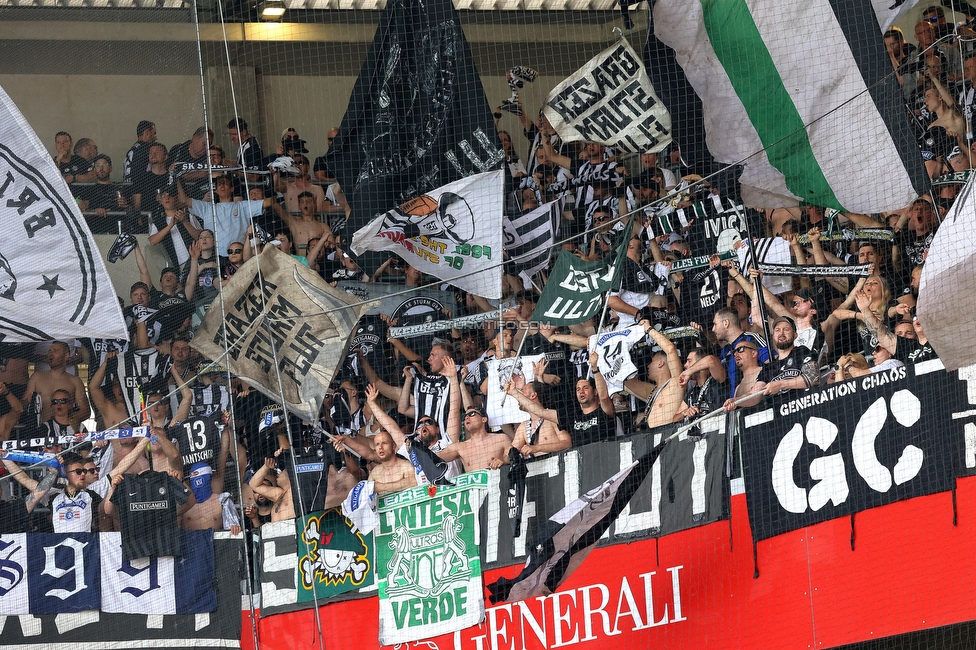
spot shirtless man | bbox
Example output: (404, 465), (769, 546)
(623, 328), (687, 429)
(509, 381), (571, 459)
(280, 191), (334, 255)
(334, 383), (462, 485)
(723, 336), (766, 411)
(180, 419), (238, 532)
(248, 455), (297, 522)
(436, 406), (511, 471)
(21, 341), (89, 428)
(367, 431), (417, 495)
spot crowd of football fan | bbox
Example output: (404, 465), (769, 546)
(0, 6), (964, 537)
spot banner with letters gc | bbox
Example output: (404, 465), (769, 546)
(740, 363), (967, 542)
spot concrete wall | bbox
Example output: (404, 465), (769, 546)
(0, 74), (205, 169)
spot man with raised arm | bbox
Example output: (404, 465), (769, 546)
(623, 328), (687, 429)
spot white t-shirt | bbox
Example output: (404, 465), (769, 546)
(590, 325), (647, 394)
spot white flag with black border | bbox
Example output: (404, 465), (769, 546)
(543, 39), (672, 154)
(0, 85), (127, 342)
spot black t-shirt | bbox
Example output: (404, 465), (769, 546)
(619, 257), (663, 296)
(79, 182), (121, 211)
(124, 140), (152, 184)
(170, 411), (224, 471)
(238, 136), (264, 170)
(112, 471), (190, 560)
(894, 336), (939, 365)
(758, 345), (815, 385)
(167, 141), (212, 200)
(312, 155), (335, 181)
(682, 377), (726, 416)
(678, 265), (726, 326)
(558, 403), (615, 447)
(61, 154), (93, 180)
(895, 228), (935, 269)
(134, 170), (170, 204)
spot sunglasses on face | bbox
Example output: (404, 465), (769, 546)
(464, 411), (482, 418)
(733, 346), (757, 354)
(227, 248), (243, 254)
(418, 419), (436, 427)
(69, 468), (98, 476)
(52, 398), (70, 405)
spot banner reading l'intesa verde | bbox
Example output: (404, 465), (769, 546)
(376, 471), (488, 645)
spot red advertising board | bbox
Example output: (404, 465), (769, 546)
(244, 476), (976, 650)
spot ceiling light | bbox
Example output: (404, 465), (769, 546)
(259, 0), (286, 20)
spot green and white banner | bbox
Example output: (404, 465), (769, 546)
(530, 215), (634, 326)
(376, 471), (489, 645)
(652, 0), (927, 212)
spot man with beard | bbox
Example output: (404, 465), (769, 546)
(758, 316), (819, 396)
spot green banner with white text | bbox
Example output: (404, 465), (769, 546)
(376, 471), (488, 645)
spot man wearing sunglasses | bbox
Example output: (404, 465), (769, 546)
(722, 337), (766, 411)
(757, 317), (819, 396)
(435, 406), (511, 472)
(37, 389), (78, 445)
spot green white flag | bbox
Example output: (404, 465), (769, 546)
(652, 0), (928, 212)
(531, 216), (635, 326)
(376, 471), (488, 645)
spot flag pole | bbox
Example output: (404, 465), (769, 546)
(734, 202), (773, 347)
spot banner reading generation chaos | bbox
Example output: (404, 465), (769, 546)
(740, 361), (968, 542)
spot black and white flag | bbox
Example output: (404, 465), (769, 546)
(324, 0), (503, 277)
(192, 246), (372, 423)
(504, 199), (558, 278)
(351, 170), (504, 298)
(0, 85), (127, 342)
(486, 440), (664, 603)
(544, 39), (672, 154)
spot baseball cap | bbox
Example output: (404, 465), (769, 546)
(773, 316), (797, 332)
(160, 266), (180, 279)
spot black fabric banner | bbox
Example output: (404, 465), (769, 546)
(740, 364), (967, 542)
(324, 0), (503, 276)
(482, 420), (728, 569)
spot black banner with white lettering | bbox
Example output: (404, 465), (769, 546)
(483, 420), (728, 569)
(740, 364), (967, 542)
(253, 422), (728, 614)
(324, 0), (503, 276)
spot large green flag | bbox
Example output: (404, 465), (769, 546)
(531, 216), (634, 326)
(376, 471), (488, 645)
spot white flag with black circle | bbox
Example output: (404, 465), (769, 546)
(350, 170), (505, 299)
(0, 85), (127, 342)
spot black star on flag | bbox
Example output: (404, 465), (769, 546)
(36, 274), (65, 298)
